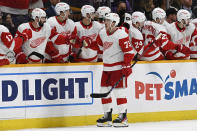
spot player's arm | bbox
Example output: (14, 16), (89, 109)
(45, 41), (64, 63)
(49, 27), (71, 45)
(119, 36), (135, 77)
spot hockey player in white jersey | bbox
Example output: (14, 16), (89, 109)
(0, 24), (27, 65)
(96, 13), (135, 127)
(16, 8), (70, 64)
(141, 7), (187, 61)
(165, 9), (195, 59)
(46, 2), (77, 62)
(96, 6), (111, 62)
(127, 11), (145, 57)
(72, 5), (103, 62)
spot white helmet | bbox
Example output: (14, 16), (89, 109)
(32, 8), (46, 20)
(105, 13), (120, 26)
(81, 5), (95, 17)
(55, 2), (70, 15)
(177, 9), (191, 22)
(131, 11), (146, 24)
(124, 13), (132, 23)
(152, 7), (166, 21)
(96, 6), (111, 18)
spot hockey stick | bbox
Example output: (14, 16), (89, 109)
(90, 33), (162, 98)
(28, 51), (45, 63)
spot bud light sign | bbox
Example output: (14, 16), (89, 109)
(0, 71), (93, 109)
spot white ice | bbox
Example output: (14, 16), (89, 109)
(11, 120), (197, 131)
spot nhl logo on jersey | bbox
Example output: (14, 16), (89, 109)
(6, 51), (15, 63)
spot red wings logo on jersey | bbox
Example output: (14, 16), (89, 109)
(30, 37), (46, 48)
(103, 41), (113, 51)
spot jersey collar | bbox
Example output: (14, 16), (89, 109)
(55, 16), (66, 26)
(175, 22), (185, 32)
(29, 22), (42, 32)
(80, 21), (93, 29)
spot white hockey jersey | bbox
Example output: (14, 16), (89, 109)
(166, 22), (197, 59)
(16, 22), (68, 63)
(128, 24), (144, 56)
(74, 21), (103, 62)
(0, 25), (22, 65)
(46, 16), (77, 62)
(162, 20), (171, 29)
(141, 21), (166, 61)
(97, 28), (135, 71)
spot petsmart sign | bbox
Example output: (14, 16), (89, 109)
(0, 67), (93, 109)
(135, 69), (197, 100)
(129, 61), (197, 112)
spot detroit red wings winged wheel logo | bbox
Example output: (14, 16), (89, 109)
(30, 37), (46, 48)
(103, 42), (113, 51)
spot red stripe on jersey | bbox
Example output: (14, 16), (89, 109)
(102, 98), (112, 104)
(116, 98), (127, 105)
(103, 62), (123, 67)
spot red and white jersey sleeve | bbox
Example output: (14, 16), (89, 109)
(46, 16), (77, 62)
(141, 21), (166, 61)
(74, 21), (103, 62)
(0, 25), (24, 64)
(98, 28), (135, 71)
(128, 24), (144, 55)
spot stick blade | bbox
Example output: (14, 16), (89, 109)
(90, 93), (109, 98)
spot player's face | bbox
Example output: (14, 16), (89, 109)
(87, 12), (95, 20)
(171, 14), (177, 22)
(183, 19), (190, 27)
(156, 18), (165, 24)
(104, 19), (111, 29)
(60, 10), (70, 20)
(39, 17), (46, 27)
(139, 21), (145, 29)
